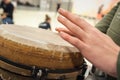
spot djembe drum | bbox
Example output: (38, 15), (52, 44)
(0, 25), (87, 80)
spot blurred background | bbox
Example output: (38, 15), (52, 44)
(0, 0), (119, 31)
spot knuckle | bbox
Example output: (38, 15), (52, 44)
(75, 15), (81, 21)
(84, 34), (89, 39)
(62, 18), (68, 24)
(90, 28), (99, 35)
(64, 19), (68, 23)
(65, 11), (70, 17)
(73, 39), (80, 45)
(64, 35), (70, 41)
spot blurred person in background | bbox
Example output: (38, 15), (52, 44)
(97, 4), (104, 20)
(39, 14), (51, 30)
(0, 0), (14, 24)
(1, 13), (13, 24)
(56, 0), (61, 12)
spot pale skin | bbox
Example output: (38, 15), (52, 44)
(56, 8), (120, 77)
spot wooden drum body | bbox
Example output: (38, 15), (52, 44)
(0, 25), (86, 80)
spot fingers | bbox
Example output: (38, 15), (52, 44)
(59, 31), (85, 50)
(56, 28), (74, 36)
(58, 8), (93, 31)
(58, 15), (87, 40)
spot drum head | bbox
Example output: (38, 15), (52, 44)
(0, 24), (83, 69)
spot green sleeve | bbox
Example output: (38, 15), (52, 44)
(117, 52), (120, 80)
(95, 3), (120, 33)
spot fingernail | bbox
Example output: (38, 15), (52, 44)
(58, 8), (66, 13)
(56, 28), (60, 32)
(55, 28), (59, 31)
(58, 15), (61, 18)
(57, 15), (64, 21)
(59, 31), (63, 34)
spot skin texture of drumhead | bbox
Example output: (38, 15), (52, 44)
(0, 24), (78, 53)
(0, 24), (83, 69)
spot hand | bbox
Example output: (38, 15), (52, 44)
(1, 13), (7, 19)
(56, 8), (120, 77)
